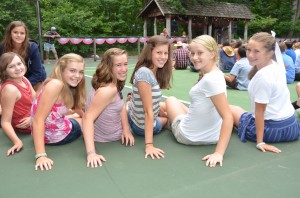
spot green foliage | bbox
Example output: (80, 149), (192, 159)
(0, 0), (37, 40)
(248, 16), (278, 33)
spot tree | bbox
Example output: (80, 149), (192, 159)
(0, 0), (37, 40)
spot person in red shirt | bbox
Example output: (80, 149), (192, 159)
(0, 52), (36, 156)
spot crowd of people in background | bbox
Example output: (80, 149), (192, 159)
(1, 21), (300, 171)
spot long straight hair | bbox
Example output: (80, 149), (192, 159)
(130, 35), (172, 89)
(1, 21), (30, 61)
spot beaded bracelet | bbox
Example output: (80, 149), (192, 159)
(86, 150), (96, 155)
(256, 142), (266, 149)
(35, 153), (47, 160)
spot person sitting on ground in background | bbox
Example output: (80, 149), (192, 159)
(0, 52), (36, 156)
(224, 46), (252, 90)
(279, 42), (295, 84)
(165, 35), (233, 168)
(32, 53), (86, 171)
(83, 48), (134, 168)
(293, 42), (300, 81)
(230, 32), (300, 154)
(127, 35), (172, 160)
(231, 40), (243, 61)
(172, 41), (190, 70)
(218, 41), (237, 72)
(43, 26), (61, 61)
(0, 21), (46, 91)
(285, 40), (296, 63)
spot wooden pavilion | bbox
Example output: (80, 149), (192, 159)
(138, 0), (255, 43)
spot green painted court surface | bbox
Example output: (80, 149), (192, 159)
(1, 58), (300, 198)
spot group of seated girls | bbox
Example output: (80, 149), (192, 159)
(1, 32), (300, 172)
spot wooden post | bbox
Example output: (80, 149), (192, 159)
(143, 19), (147, 37)
(188, 16), (192, 40)
(228, 20), (232, 43)
(166, 15), (171, 37)
(138, 36), (141, 57)
(244, 20), (248, 41)
(93, 37), (96, 62)
(154, 17), (157, 35)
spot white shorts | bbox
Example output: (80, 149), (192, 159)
(44, 43), (56, 51)
(171, 114), (217, 145)
(171, 114), (195, 145)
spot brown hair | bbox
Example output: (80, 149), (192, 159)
(1, 21), (30, 61)
(48, 53), (86, 110)
(92, 48), (127, 91)
(129, 35), (172, 89)
(0, 52), (26, 82)
(248, 32), (275, 80)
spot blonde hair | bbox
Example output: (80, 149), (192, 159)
(293, 42), (300, 50)
(191, 35), (219, 62)
(48, 53), (86, 109)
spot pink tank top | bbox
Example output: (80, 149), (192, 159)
(0, 77), (32, 133)
(31, 90), (72, 144)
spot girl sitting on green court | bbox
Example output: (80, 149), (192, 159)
(82, 48), (134, 168)
(31, 53), (86, 171)
(127, 35), (172, 160)
(230, 32), (300, 153)
(165, 35), (233, 168)
(0, 52), (36, 156)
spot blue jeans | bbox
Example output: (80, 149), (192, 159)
(48, 118), (82, 145)
(128, 113), (163, 136)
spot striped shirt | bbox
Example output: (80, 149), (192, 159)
(86, 88), (123, 142)
(128, 67), (162, 129)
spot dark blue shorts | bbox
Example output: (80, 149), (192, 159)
(238, 112), (300, 143)
(48, 118), (82, 145)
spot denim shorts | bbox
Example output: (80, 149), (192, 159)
(48, 118), (82, 145)
(128, 113), (163, 136)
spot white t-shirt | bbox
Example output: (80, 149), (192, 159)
(180, 69), (226, 143)
(248, 61), (294, 120)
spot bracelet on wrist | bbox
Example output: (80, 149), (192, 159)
(86, 150), (96, 155)
(256, 142), (266, 149)
(145, 143), (153, 145)
(35, 153), (47, 160)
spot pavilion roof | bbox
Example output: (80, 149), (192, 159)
(138, 0), (255, 20)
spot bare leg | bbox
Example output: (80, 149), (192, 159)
(229, 105), (246, 127)
(296, 82), (300, 106)
(159, 102), (167, 117)
(45, 51), (49, 61)
(291, 82), (300, 109)
(165, 96), (188, 124)
(52, 49), (58, 60)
